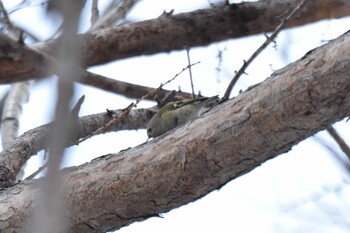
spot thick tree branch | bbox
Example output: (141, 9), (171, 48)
(0, 0), (349, 83)
(0, 1), (37, 181)
(38, 0), (350, 66)
(0, 32), (48, 82)
(1, 29), (350, 232)
(0, 107), (156, 187)
(0, 32), (194, 100)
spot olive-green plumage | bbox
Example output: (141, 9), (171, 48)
(147, 96), (218, 138)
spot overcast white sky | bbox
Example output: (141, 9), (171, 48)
(2, 0), (350, 232)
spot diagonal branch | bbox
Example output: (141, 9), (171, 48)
(0, 1), (36, 182)
(38, 0), (350, 66)
(222, 0), (306, 100)
(0, 0), (348, 83)
(327, 126), (350, 161)
(0, 32), (194, 100)
(1, 29), (350, 232)
(88, 0), (140, 31)
(0, 107), (156, 187)
(81, 71), (194, 100)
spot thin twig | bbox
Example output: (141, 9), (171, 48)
(25, 162), (48, 180)
(81, 70), (194, 100)
(314, 135), (350, 173)
(0, 0), (40, 42)
(91, 0), (99, 25)
(222, 0), (306, 100)
(88, 0), (139, 32)
(8, 0), (47, 14)
(186, 48), (195, 98)
(76, 61), (200, 145)
(0, 1), (12, 29)
(327, 125), (350, 161)
(70, 95), (85, 118)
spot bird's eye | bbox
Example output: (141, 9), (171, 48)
(147, 127), (153, 138)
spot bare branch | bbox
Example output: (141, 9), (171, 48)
(0, 1), (36, 182)
(76, 62), (199, 144)
(0, 32), (194, 100)
(0, 0), (22, 39)
(25, 162), (47, 180)
(0, 107), (156, 186)
(81, 70), (194, 100)
(0, 1), (348, 85)
(327, 125), (350, 161)
(31, 0), (85, 232)
(1, 29), (350, 231)
(90, 0), (99, 25)
(0, 3), (33, 151)
(0, 0), (41, 42)
(37, 0), (350, 67)
(186, 48), (195, 98)
(1, 81), (31, 149)
(8, 0), (48, 15)
(315, 135), (350, 173)
(88, 0), (140, 32)
(222, 0), (306, 100)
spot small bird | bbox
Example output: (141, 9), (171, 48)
(147, 96), (219, 138)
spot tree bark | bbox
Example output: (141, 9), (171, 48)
(36, 0), (350, 66)
(1, 29), (350, 233)
(0, 0), (349, 83)
(0, 107), (156, 187)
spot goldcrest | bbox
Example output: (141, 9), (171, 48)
(147, 96), (218, 138)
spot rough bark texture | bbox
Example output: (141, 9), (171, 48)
(0, 33), (48, 82)
(0, 107), (156, 187)
(1, 29), (350, 232)
(38, 0), (350, 66)
(0, 0), (348, 83)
